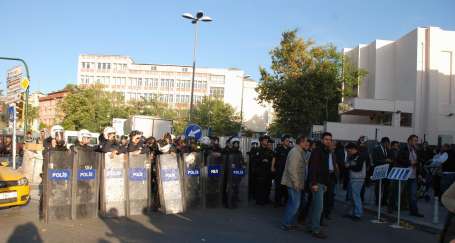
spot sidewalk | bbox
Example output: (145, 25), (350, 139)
(335, 183), (446, 233)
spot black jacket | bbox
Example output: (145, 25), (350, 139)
(372, 144), (389, 166)
(308, 146), (333, 186)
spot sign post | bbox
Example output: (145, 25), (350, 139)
(370, 164), (390, 223)
(387, 167), (412, 229)
(8, 104), (17, 169)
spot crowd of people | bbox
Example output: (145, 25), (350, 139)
(248, 132), (455, 240)
(5, 124), (455, 241)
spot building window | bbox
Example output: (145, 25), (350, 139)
(151, 66), (157, 71)
(98, 63), (102, 70)
(182, 67), (188, 72)
(210, 87), (224, 99)
(400, 113), (412, 127)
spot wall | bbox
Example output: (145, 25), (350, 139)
(325, 122), (413, 143)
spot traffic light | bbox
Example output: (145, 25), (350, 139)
(15, 93), (25, 123)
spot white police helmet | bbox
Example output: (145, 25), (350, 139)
(78, 129), (91, 142)
(231, 137), (241, 144)
(200, 136), (211, 146)
(50, 125), (64, 138)
(103, 127), (116, 139)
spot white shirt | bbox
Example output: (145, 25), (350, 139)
(328, 153), (334, 172)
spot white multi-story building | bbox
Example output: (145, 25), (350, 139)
(323, 27), (455, 145)
(77, 54), (272, 132)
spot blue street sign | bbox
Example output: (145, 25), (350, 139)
(7, 106), (15, 122)
(387, 167), (411, 181)
(185, 124), (202, 140)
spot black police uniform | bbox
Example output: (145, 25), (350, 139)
(254, 145), (274, 205)
(274, 145), (291, 206)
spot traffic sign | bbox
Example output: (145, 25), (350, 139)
(185, 124), (202, 140)
(7, 105), (15, 122)
(371, 164), (390, 180)
(20, 78), (30, 91)
(387, 167), (411, 181)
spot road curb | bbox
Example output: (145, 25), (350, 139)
(335, 198), (441, 234)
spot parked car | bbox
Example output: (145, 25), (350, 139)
(0, 160), (30, 208)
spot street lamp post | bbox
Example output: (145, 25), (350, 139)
(182, 11), (212, 122)
(239, 75), (250, 135)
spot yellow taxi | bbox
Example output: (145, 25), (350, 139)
(0, 161), (30, 208)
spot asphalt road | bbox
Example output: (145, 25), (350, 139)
(0, 201), (438, 243)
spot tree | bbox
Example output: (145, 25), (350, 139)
(256, 30), (365, 135)
(192, 98), (241, 136)
(59, 84), (129, 132)
(25, 106), (39, 131)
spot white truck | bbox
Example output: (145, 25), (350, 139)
(123, 115), (173, 139)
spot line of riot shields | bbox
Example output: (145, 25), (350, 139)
(41, 148), (248, 222)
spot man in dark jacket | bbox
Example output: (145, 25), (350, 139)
(372, 137), (391, 206)
(345, 142), (367, 221)
(398, 134), (423, 217)
(272, 135), (292, 207)
(307, 132), (332, 239)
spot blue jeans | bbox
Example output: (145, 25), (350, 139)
(311, 184), (326, 233)
(282, 187), (301, 226)
(442, 173), (455, 195)
(407, 179), (418, 213)
(350, 179), (364, 218)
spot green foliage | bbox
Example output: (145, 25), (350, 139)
(256, 30), (366, 135)
(39, 122), (47, 130)
(192, 97), (241, 137)
(59, 84), (128, 132)
(59, 84), (191, 134)
(25, 106), (39, 129)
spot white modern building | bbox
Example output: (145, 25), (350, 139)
(77, 54), (273, 132)
(323, 27), (455, 145)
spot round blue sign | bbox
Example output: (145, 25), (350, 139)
(185, 124), (202, 140)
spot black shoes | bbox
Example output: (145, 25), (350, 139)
(312, 231), (328, 239)
(410, 212), (424, 218)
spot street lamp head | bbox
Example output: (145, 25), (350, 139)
(200, 16), (213, 22)
(182, 13), (195, 20)
(196, 11), (204, 19)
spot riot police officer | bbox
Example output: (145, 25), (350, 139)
(223, 137), (246, 208)
(254, 135), (275, 205)
(128, 130), (149, 154)
(99, 127), (119, 154)
(70, 129), (94, 151)
(43, 125), (67, 152)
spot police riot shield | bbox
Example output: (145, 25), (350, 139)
(42, 150), (74, 222)
(157, 153), (183, 214)
(126, 153), (150, 216)
(224, 152), (248, 208)
(181, 152), (203, 210)
(100, 153), (127, 217)
(21, 148), (44, 186)
(203, 151), (224, 208)
(71, 147), (100, 219)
